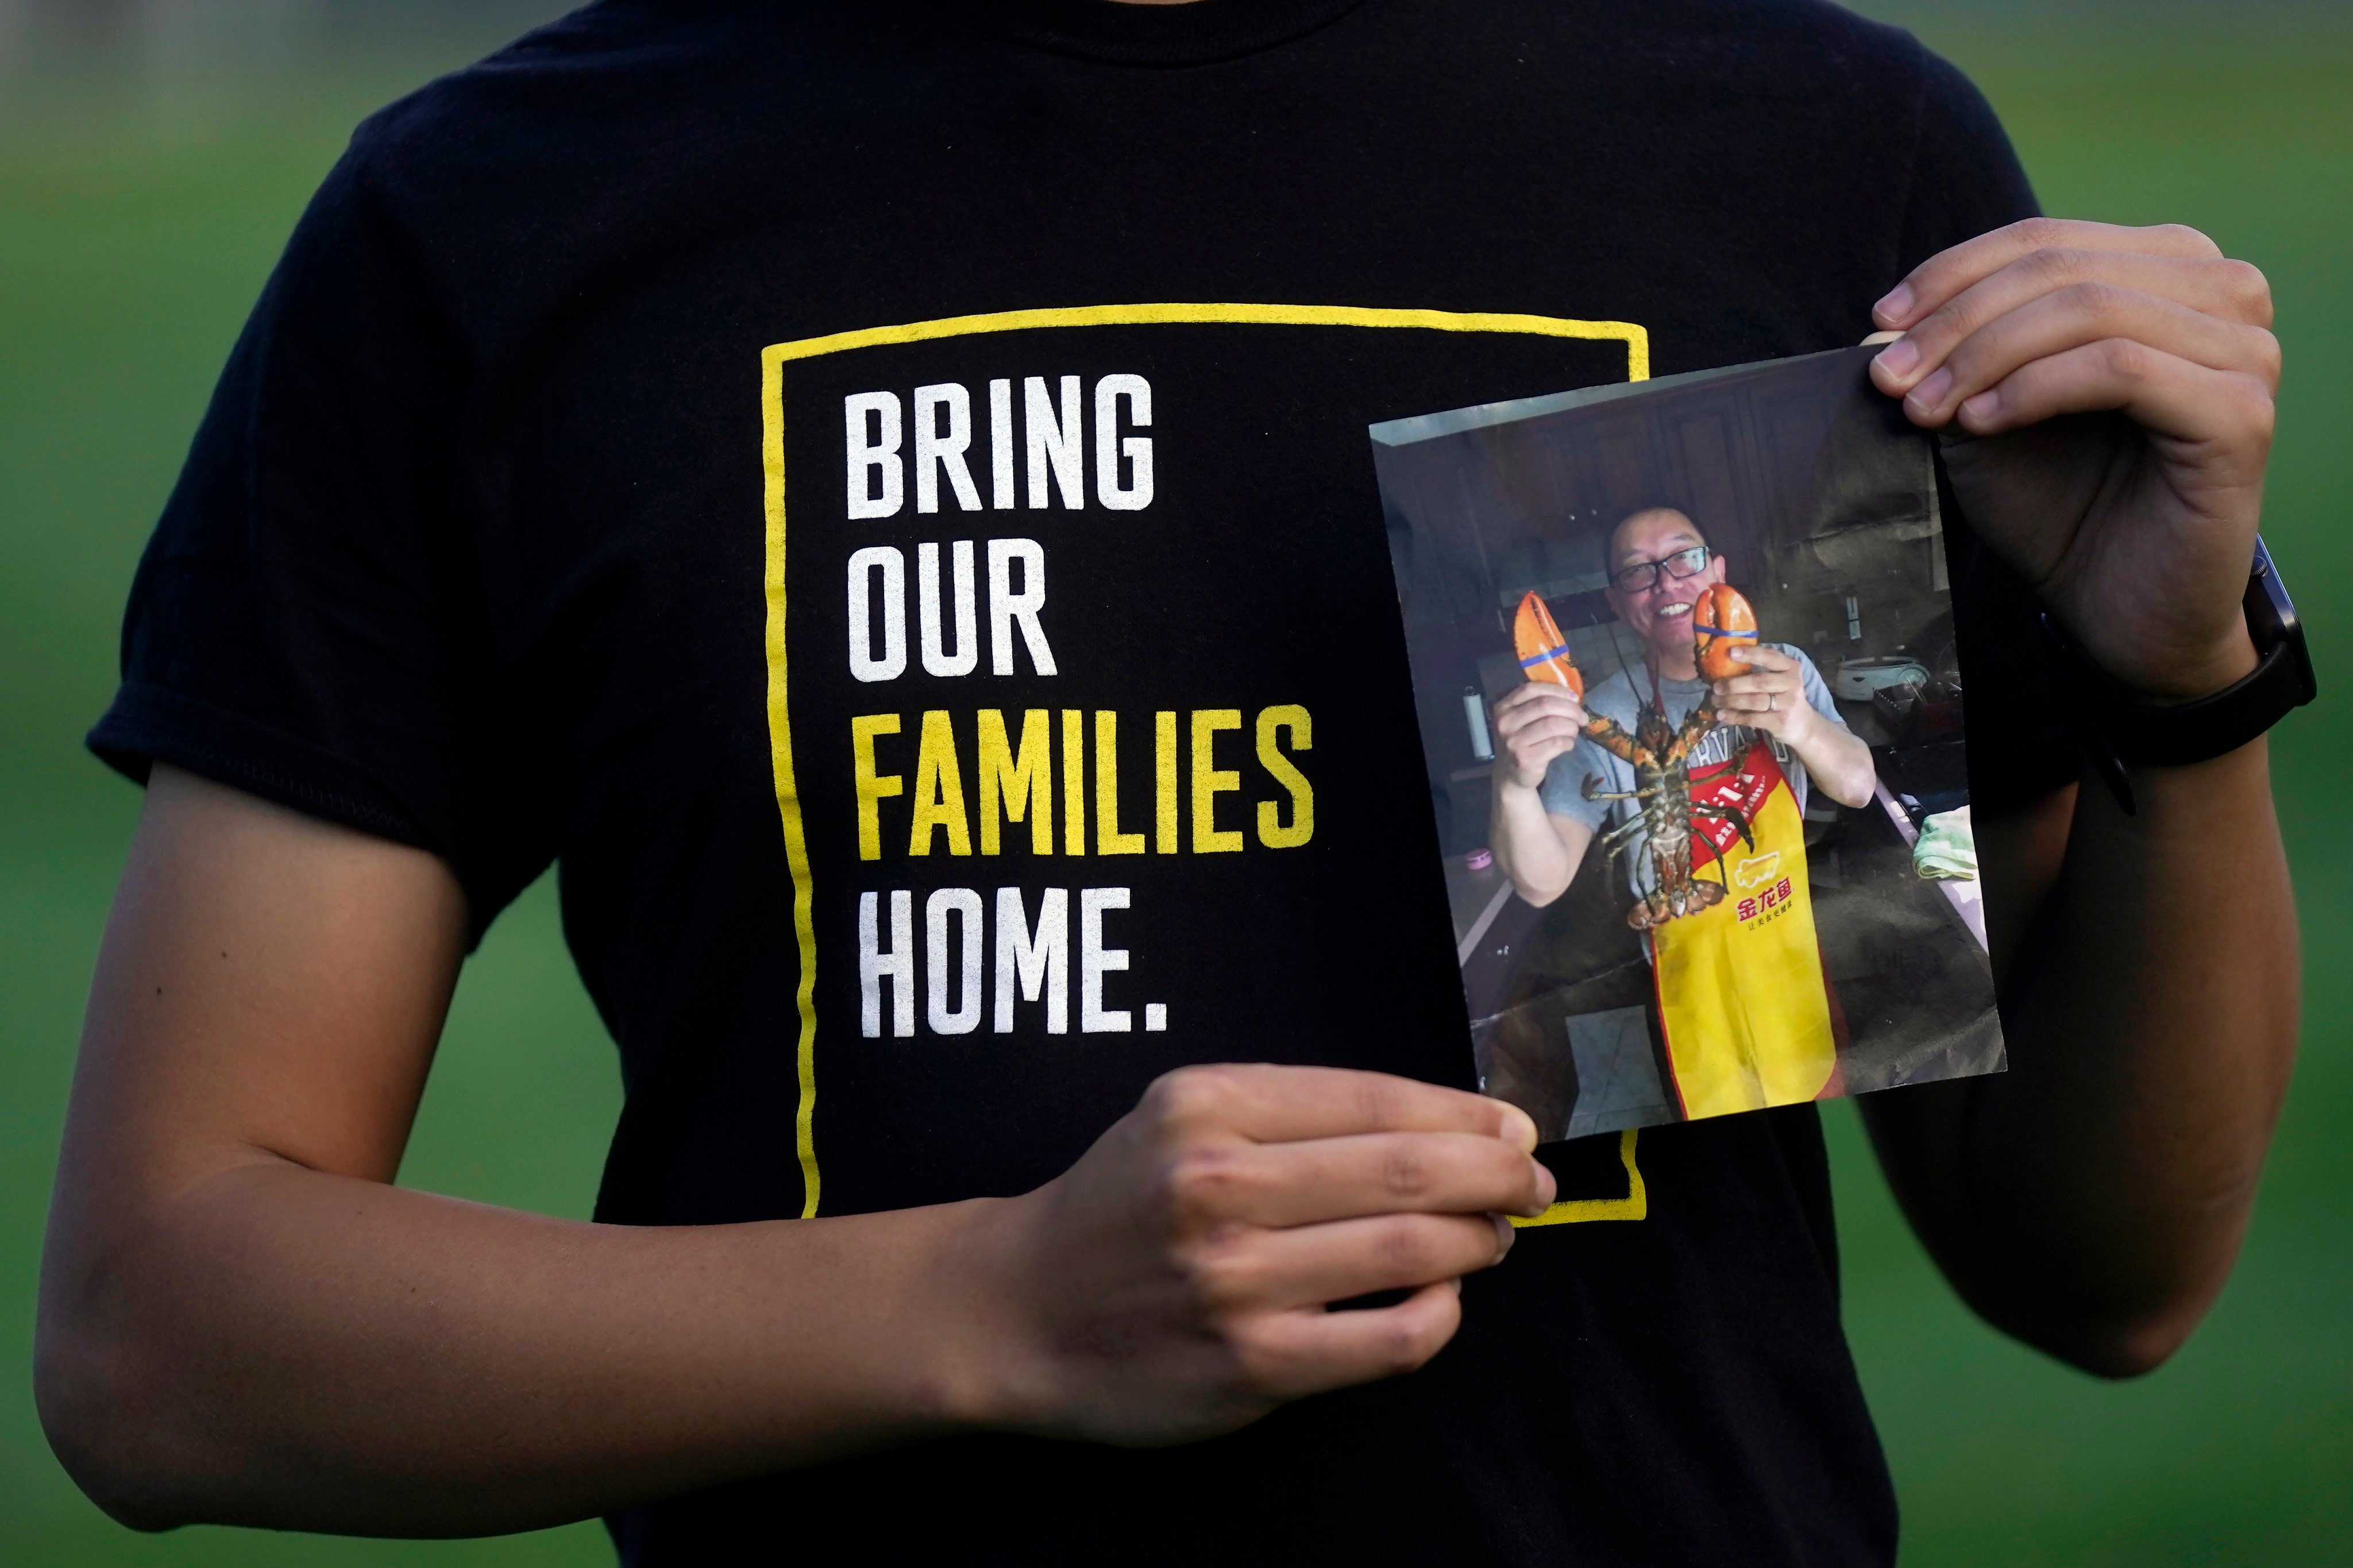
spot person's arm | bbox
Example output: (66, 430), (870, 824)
(1486, 683), (1600, 906)
(1857, 218), (2296, 1375)
(1709, 646), (1877, 809)
(37, 766), (1554, 1535)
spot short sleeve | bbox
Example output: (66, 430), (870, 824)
(1789, 646), (1845, 729)
(88, 148), (549, 939)
(1540, 735), (1620, 831)
(1894, 47), (2085, 817)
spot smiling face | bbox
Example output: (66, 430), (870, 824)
(1602, 507), (1727, 679)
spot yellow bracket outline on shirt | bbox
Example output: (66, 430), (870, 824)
(1513, 1126), (1648, 1228)
(759, 303), (1650, 1222)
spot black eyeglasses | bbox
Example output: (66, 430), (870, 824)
(1611, 545), (1711, 593)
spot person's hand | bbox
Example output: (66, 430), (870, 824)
(966, 1064), (1553, 1447)
(1710, 644), (1817, 742)
(1868, 218), (2277, 700)
(1489, 681), (1590, 791)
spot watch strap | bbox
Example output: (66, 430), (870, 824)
(2039, 542), (2316, 814)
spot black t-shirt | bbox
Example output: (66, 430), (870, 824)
(92, 1), (2078, 1562)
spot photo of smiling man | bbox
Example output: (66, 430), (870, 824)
(1489, 508), (1876, 912)
(1488, 505), (1878, 1118)
(1377, 345), (2013, 1145)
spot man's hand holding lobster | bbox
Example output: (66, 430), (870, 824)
(1709, 644), (1818, 746)
(1490, 682), (1592, 793)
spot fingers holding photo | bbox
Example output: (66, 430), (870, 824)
(1868, 217), (2279, 445)
(1889, 287), (2278, 432)
(1140, 1061), (1538, 1151)
(1000, 1063), (1552, 1443)
(1864, 215), (2277, 700)
(1872, 217), (2263, 338)
(1181, 1128), (1556, 1231)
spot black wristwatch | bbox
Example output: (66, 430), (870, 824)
(2040, 537), (2317, 815)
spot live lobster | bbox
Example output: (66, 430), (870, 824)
(1510, 588), (1761, 930)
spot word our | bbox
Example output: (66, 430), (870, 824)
(847, 538), (1056, 683)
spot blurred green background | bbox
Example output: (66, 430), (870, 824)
(1, 1), (2345, 1562)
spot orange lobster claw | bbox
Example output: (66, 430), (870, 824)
(1694, 584), (1758, 682)
(1513, 590), (1584, 697)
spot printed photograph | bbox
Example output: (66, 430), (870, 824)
(1374, 345), (2004, 1142)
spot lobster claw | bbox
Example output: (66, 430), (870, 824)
(1694, 584), (1758, 682)
(1513, 590), (1584, 697)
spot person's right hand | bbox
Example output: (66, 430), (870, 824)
(1489, 681), (1590, 792)
(965, 1064), (1554, 1447)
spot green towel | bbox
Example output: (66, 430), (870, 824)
(1914, 806), (1977, 880)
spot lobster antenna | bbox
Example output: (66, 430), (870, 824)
(1601, 619), (1645, 708)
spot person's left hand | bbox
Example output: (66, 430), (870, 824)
(1710, 644), (1818, 743)
(1868, 218), (2277, 701)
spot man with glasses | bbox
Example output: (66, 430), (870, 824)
(1490, 507), (1877, 909)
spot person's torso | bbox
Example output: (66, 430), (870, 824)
(363, 1), (1952, 1558)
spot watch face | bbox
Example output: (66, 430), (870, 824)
(2246, 536), (2317, 707)
(2046, 531), (2315, 814)
(2250, 536), (2300, 642)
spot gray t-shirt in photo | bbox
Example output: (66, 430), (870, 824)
(1540, 643), (1847, 891)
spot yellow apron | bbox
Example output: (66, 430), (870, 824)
(1650, 745), (1837, 1120)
